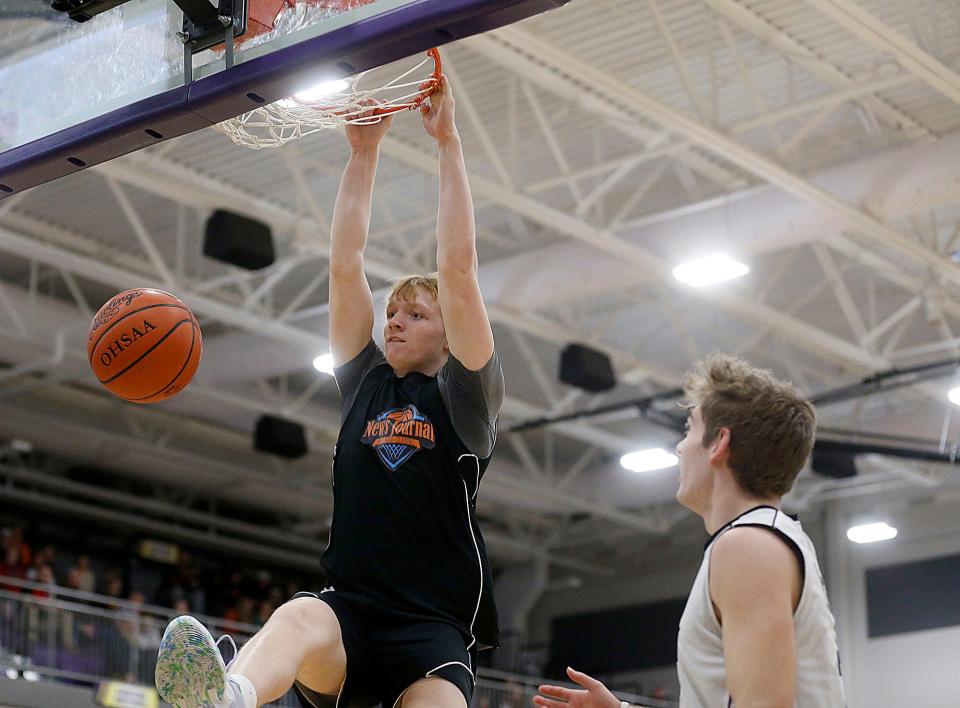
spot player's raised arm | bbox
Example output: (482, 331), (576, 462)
(421, 75), (494, 372)
(328, 106), (393, 366)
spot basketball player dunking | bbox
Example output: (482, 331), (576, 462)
(535, 356), (845, 708)
(155, 75), (503, 708)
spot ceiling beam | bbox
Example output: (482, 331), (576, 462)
(803, 0), (960, 106)
(475, 26), (960, 292)
(465, 40), (748, 191)
(378, 135), (885, 372)
(0, 223), (653, 460)
(0, 345), (664, 552)
(699, 0), (933, 139)
(0, 224), (328, 352)
(93, 154), (681, 387)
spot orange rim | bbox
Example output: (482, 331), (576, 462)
(293, 48), (442, 118)
(369, 48), (443, 117)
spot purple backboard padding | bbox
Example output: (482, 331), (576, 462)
(0, 0), (570, 198)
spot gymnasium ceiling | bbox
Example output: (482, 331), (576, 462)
(1, 0), (960, 581)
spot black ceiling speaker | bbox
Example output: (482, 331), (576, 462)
(811, 447), (857, 479)
(204, 209), (275, 270)
(255, 415), (308, 459)
(558, 343), (616, 393)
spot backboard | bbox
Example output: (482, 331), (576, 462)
(0, 0), (571, 197)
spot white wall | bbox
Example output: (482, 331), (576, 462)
(825, 494), (960, 708)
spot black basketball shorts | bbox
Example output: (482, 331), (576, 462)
(289, 589), (477, 708)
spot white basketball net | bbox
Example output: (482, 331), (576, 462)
(215, 51), (439, 149)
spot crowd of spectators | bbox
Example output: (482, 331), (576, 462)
(0, 523), (307, 620)
(0, 521), (313, 685)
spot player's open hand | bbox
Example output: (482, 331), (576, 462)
(534, 667), (622, 708)
(344, 98), (393, 151)
(420, 75), (459, 144)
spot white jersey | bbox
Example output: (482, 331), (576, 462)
(677, 506), (845, 708)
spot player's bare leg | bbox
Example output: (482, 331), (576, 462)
(156, 597), (346, 707)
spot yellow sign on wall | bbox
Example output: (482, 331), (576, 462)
(95, 681), (159, 708)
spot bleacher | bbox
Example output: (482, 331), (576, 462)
(0, 574), (673, 707)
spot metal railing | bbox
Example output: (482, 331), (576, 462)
(0, 575), (673, 707)
(0, 575), (298, 706)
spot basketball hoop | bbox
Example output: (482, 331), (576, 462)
(215, 47), (442, 149)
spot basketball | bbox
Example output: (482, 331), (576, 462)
(87, 288), (203, 404)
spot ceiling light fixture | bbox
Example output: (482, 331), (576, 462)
(312, 352), (335, 376)
(846, 521), (898, 544)
(672, 254), (749, 287)
(620, 448), (678, 473)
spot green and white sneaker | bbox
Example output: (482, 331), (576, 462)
(155, 615), (237, 708)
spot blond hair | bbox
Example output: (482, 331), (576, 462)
(682, 354), (815, 498)
(386, 274), (439, 309)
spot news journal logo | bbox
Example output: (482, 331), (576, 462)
(361, 404), (436, 471)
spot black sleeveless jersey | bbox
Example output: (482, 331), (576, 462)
(320, 361), (499, 649)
